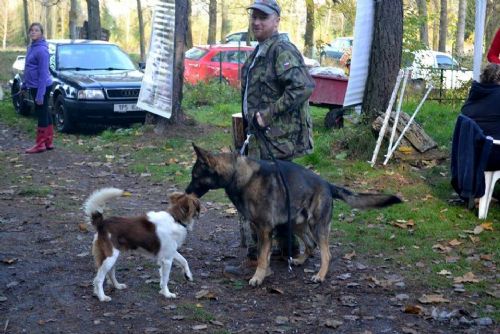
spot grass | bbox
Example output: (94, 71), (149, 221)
(0, 50), (498, 320)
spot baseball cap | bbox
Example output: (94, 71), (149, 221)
(247, 0), (281, 16)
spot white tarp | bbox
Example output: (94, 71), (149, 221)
(473, 0), (487, 82)
(343, 1), (374, 108)
(137, 0), (175, 119)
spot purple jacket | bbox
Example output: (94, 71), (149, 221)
(23, 38), (53, 103)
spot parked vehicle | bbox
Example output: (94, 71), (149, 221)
(10, 39), (146, 132)
(224, 31), (292, 47)
(11, 55), (25, 76)
(223, 31), (319, 68)
(407, 50), (473, 90)
(321, 37), (353, 61)
(184, 45), (255, 87)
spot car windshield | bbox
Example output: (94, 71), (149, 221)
(56, 44), (136, 71)
(186, 47), (208, 60)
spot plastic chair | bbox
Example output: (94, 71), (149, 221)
(478, 137), (500, 219)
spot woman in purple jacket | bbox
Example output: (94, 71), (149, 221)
(23, 23), (54, 153)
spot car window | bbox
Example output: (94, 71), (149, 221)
(226, 33), (246, 43)
(185, 47), (208, 60)
(56, 44), (136, 70)
(436, 55), (455, 69)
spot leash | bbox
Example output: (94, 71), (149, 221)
(249, 123), (294, 273)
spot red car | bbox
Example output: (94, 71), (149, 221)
(184, 45), (254, 88)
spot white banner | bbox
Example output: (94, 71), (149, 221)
(137, 0), (175, 119)
(343, 1), (374, 108)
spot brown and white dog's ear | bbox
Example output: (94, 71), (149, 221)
(187, 193), (201, 218)
(168, 192), (200, 221)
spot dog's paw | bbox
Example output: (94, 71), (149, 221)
(160, 289), (177, 299)
(115, 283), (127, 290)
(310, 274), (325, 283)
(97, 295), (112, 302)
(248, 275), (263, 286)
(185, 272), (193, 281)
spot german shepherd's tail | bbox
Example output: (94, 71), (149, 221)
(83, 188), (124, 228)
(330, 184), (402, 209)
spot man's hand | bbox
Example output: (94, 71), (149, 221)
(255, 112), (266, 128)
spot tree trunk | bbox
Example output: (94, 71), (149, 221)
(2, 3), (8, 50)
(220, 0), (230, 43)
(362, 0), (403, 122)
(207, 0), (217, 45)
(416, 0), (429, 48)
(431, 0), (439, 50)
(454, 0), (466, 57)
(304, 0), (314, 58)
(86, 0), (101, 40)
(137, 0), (146, 62)
(186, 0), (193, 48)
(23, 0), (29, 45)
(69, 0), (78, 39)
(438, 0), (447, 52)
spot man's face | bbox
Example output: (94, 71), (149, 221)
(250, 9), (280, 42)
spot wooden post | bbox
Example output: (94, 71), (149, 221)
(231, 113), (245, 150)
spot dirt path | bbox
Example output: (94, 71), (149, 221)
(0, 122), (495, 334)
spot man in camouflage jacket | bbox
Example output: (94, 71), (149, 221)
(237, 0), (315, 263)
(241, 11), (315, 160)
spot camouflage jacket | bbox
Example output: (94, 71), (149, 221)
(241, 33), (315, 160)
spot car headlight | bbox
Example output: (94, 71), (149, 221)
(77, 89), (105, 100)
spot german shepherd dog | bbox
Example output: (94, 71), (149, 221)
(186, 144), (401, 286)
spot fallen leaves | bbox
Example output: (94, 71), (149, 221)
(417, 294), (450, 304)
(195, 290), (218, 300)
(391, 219), (415, 229)
(453, 272), (481, 284)
(403, 304), (424, 315)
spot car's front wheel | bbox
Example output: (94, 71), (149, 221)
(11, 82), (30, 115)
(54, 95), (74, 133)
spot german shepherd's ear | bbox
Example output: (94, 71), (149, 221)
(192, 143), (213, 166)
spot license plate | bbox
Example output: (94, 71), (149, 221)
(114, 103), (141, 113)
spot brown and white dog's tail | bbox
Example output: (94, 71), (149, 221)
(83, 188), (124, 227)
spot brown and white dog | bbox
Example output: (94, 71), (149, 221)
(83, 188), (200, 302)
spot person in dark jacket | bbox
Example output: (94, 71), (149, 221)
(461, 63), (500, 171)
(23, 22), (54, 154)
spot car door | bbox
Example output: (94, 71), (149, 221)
(184, 47), (208, 84)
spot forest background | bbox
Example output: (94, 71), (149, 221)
(1, 0), (499, 66)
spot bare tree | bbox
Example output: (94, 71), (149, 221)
(86, 0), (101, 40)
(220, 0), (230, 43)
(304, 0), (314, 58)
(438, 0), (447, 52)
(186, 0), (193, 48)
(207, 0), (217, 44)
(23, 0), (29, 45)
(416, 0), (429, 48)
(1, 0), (8, 49)
(137, 0), (145, 62)
(454, 0), (466, 57)
(362, 0), (403, 121)
(431, 0), (439, 50)
(69, 0), (78, 39)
